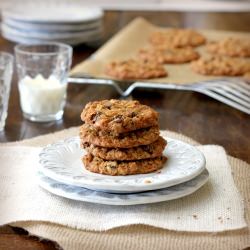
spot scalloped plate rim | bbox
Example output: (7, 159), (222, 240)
(38, 136), (206, 193)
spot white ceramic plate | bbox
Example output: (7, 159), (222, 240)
(39, 137), (206, 193)
(3, 18), (103, 32)
(1, 28), (102, 46)
(2, 6), (103, 23)
(38, 169), (209, 205)
(1, 23), (103, 40)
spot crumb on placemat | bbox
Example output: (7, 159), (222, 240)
(193, 214), (198, 219)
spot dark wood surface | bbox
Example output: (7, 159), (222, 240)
(0, 10), (250, 250)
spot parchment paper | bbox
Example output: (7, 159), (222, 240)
(71, 17), (250, 84)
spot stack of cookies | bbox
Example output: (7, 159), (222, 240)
(80, 99), (167, 176)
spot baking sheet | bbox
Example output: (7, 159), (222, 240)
(70, 17), (250, 84)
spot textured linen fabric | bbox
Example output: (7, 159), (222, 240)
(1, 128), (249, 250)
(0, 144), (246, 232)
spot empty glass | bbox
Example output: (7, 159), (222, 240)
(0, 52), (13, 131)
(15, 43), (72, 122)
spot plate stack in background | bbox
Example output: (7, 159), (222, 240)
(0, 5), (103, 46)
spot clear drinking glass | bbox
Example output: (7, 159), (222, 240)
(0, 52), (13, 131)
(15, 43), (72, 122)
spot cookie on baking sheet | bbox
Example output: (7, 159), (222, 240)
(138, 47), (200, 64)
(206, 38), (250, 58)
(105, 58), (167, 80)
(150, 29), (206, 49)
(191, 56), (250, 76)
(82, 153), (167, 176)
(82, 136), (166, 161)
(81, 99), (159, 134)
(79, 124), (160, 148)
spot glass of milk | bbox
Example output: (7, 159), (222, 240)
(15, 43), (72, 122)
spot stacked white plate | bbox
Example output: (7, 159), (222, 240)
(1, 5), (103, 45)
(38, 136), (209, 206)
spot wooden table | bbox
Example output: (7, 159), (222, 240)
(0, 10), (249, 250)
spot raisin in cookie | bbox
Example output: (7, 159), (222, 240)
(82, 136), (166, 161)
(191, 56), (250, 76)
(105, 59), (167, 80)
(82, 154), (167, 176)
(81, 99), (159, 134)
(79, 124), (159, 148)
(150, 29), (206, 49)
(138, 47), (199, 64)
(206, 38), (250, 57)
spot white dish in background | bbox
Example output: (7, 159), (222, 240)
(2, 32), (102, 46)
(1, 26), (103, 46)
(1, 23), (103, 40)
(39, 137), (206, 193)
(2, 6), (103, 23)
(3, 18), (103, 32)
(1, 5), (103, 46)
(38, 169), (209, 205)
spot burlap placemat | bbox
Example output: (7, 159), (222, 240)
(2, 127), (249, 250)
(70, 17), (250, 84)
(0, 144), (246, 232)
